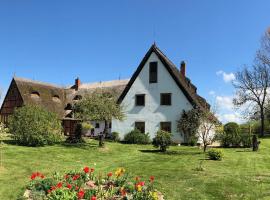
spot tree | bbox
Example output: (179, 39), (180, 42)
(0, 122), (8, 168)
(152, 130), (172, 152)
(198, 110), (219, 152)
(177, 108), (201, 145)
(74, 89), (125, 147)
(9, 105), (63, 146)
(233, 30), (270, 137)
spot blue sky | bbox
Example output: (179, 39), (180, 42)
(0, 0), (270, 123)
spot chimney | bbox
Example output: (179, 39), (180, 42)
(180, 61), (186, 76)
(75, 77), (81, 90)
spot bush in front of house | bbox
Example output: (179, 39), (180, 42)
(152, 130), (172, 152)
(124, 129), (151, 144)
(81, 122), (93, 135)
(111, 132), (120, 142)
(66, 123), (85, 144)
(219, 122), (241, 147)
(207, 149), (223, 160)
(9, 105), (63, 146)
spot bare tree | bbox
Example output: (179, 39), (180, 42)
(198, 108), (219, 152)
(233, 30), (270, 137)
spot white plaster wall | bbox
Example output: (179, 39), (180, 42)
(84, 121), (111, 137)
(112, 52), (193, 143)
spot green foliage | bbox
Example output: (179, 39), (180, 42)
(177, 108), (201, 145)
(0, 122), (9, 136)
(66, 123), (85, 144)
(124, 129), (151, 144)
(9, 105), (63, 146)
(207, 149), (223, 161)
(111, 132), (120, 142)
(152, 130), (172, 152)
(74, 90), (125, 122)
(219, 122), (241, 147)
(81, 122), (93, 133)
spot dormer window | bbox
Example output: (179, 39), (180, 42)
(52, 95), (61, 103)
(73, 95), (82, 100)
(149, 62), (158, 83)
(30, 91), (40, 99)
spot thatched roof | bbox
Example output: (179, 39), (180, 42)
(14, 77), (67, 118)
(12, 77), (128, 118)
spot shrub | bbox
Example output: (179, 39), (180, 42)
(152, 130), (172, 152)
(0, 122), (9, 137)
(111, 132), (120, 142)
(207, 149), (223, 160)
(81, 122), (93, 135)
(9, 105), (63, 146)
(219, 122), (241, 147)
(124, 129), (151, 144)
(66, 123), (85, 144)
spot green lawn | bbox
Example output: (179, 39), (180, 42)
(1, 139), (270, 200)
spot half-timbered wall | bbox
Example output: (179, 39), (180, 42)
(0, 80), (23, 124)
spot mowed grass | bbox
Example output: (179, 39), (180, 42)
(1, 139), (270, 200)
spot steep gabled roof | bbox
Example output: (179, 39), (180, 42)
(117, 44), (210, 110)
(13, 77), (67, 118)
(10, 77), (129, 118)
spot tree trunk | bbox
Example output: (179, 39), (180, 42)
(260, 107), (265, 137)
(99, 120), (108, 147)
(203, 143), (207, 152)
(103, 120), (108, 138)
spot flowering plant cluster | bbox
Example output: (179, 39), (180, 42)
(25, 167), (162, 200)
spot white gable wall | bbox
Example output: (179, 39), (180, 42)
(112, 52), (193, 143)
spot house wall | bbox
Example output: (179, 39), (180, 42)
(0, 80), (23, 124)
(112, 52), (193, 143)
(83, 121), (111, 137)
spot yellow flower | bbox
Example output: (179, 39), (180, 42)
(137, 184), (142, 192)
(149, 191), (158, 200)
(115, 167), (125, 177)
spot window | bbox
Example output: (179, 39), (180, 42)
(95, 123), (100, 128)
(160, 122), (172, 133)
(160, 93), (171, 105)
(135, 122), (145, 133)
(149, 62), (158, 83)
(30, 91), (40, 99)
(135, 94), (145, 106)
(73, 95), (82, 100)
(52, 95), (61, 103)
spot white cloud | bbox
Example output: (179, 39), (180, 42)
(216, 70), (235, 83)
(217, 112), (244, 124)
(216, 95), (234, 110)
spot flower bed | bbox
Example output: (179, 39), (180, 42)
(24, 167), (164, 200)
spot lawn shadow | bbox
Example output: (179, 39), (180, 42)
(2, 139), (17, 145)
(61, 142), (98, 149)
(235, 149), (252, 152)
(139, 149), (202, 156)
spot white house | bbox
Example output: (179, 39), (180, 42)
(112, 44), (211, 143)
(0, 44), (212, 143)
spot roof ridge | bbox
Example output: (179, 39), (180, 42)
(152, 45), (180, 72)
(14, 77), (65, 89)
